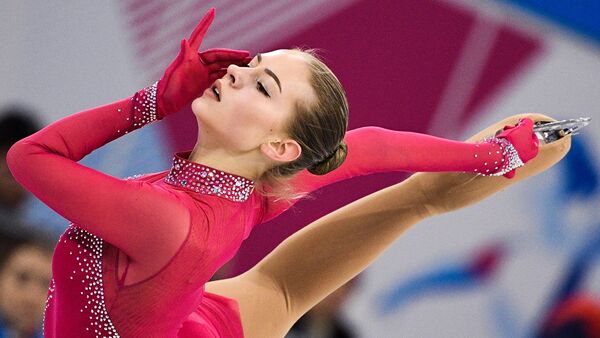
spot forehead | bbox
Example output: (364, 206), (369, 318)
(7, 245), (52, 264)
(259, 50), (315, 104)
(259, 49), (309, 71)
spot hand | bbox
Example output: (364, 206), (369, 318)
(496, 117), (539, 178)
(156, 8), (250, 118)
(415, 114), (569, 216)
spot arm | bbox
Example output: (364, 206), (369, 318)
(7, 10), (249, 262)
(6, 93), (193, 262)
(206, 114), (569, 338)
(263, 122), (536, 221)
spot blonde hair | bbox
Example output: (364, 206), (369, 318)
(256, 48), (349, 200)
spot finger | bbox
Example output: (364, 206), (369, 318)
(162, 39), (189, 83)
(209, 70), (227, 82)
(503, 123), (516, 131)
(205, 60), (248, 72)
(200, 48), (251, 63)
(181, 39), (195, 62)
(532, 133), (540, 151)
(503, 170), (516, 179)
(203, 53), (250, 66)
(521, 117), (534, 129)
(174, 39), (189, 64)
(189, 8), (216, 51)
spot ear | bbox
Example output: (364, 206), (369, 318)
(261, 138), (302, 164)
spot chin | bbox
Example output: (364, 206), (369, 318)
(191, 96), (208, 117)
(191, 96), (217, 131)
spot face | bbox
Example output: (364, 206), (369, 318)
(0, 245), (52, 334)
(191, 50), (315, 153)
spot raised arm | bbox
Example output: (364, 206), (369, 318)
(263, 119), (538, 221)
(6, 10), (249, 261)
(6, 95), (194, 261)
(205, 114), (569, 338)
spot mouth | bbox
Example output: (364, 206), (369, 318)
(211, 80), (222, 102)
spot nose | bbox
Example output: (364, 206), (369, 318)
(226, 64), (244, 88)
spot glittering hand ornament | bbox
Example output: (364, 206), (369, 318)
(493, 117), (539, 178)
(153, 8), (250, 119)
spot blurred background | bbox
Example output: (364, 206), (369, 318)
(1, 1), (599, 337)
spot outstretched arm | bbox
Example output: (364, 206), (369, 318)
(263, 121), (537, 221)
(205, 114), (570, 338)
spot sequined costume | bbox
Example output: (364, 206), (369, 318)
(6, 84), (523, 337)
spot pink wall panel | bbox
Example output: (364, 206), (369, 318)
(461, 26), (542, 124)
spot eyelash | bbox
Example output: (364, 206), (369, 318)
(245, 62), (270, 98)
(256, 81), (270, 98)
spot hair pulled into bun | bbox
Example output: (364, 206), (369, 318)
(308, 141), (348, 175)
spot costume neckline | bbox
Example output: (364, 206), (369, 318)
(164, 152), (254, 202)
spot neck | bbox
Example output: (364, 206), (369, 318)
(188, 143), (267, 181)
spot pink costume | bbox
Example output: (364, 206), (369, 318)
(7, 84), (524, 337)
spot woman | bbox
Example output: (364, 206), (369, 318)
(7, 9), (544, 338)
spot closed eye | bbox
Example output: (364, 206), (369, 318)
(256, 80), (270, 98)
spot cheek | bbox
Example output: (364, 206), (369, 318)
(243, 105), (283, 131)
(0, 274), (18, 303)
(229, 108), (284, 148)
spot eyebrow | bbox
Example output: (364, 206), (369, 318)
(257, 53), (282, 93)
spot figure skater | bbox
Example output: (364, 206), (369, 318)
(7, 9), (549, 338)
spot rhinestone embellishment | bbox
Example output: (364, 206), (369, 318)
(118, 82), (158, 135)
(132, 82), (158, 127)
(164, 153), (254, 202)
(476, 137), (525, 176)
(60, 226), (120, 337)
(43, 278), (56, 325)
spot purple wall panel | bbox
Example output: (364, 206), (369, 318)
(267, 0), (474, 132)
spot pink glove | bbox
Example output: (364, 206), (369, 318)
(495, 117), (539, 178)
(155, 8), (250, 118)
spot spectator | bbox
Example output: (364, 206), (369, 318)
(539, 295), (600, 338)
(0, 229), (53, 338)
(536, 226), (600, 338)
(0, 107), (42, 239)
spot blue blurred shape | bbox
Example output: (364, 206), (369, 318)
(562, 137), (598, 198)
(378, 243), (505, 315)
(378, 264), (476, 315)
(498, 0), (600, 43)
